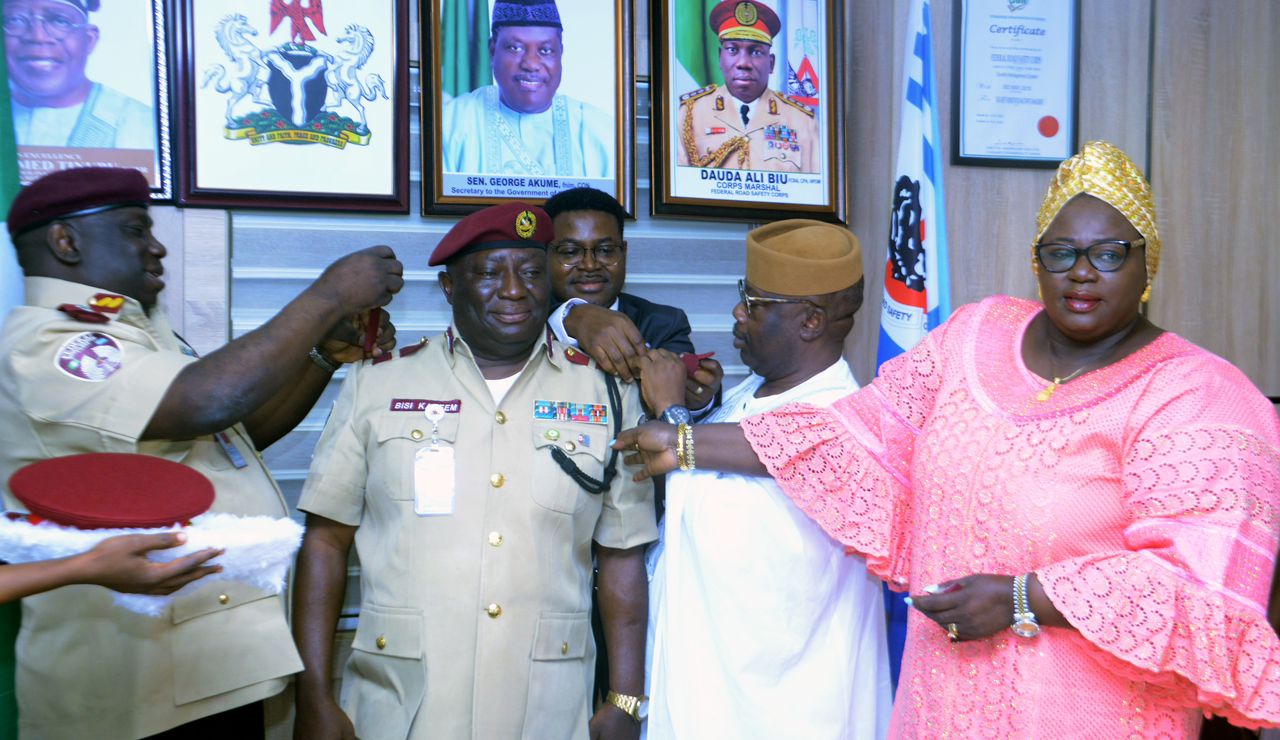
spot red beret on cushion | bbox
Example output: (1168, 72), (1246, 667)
(427, 201), (553, 266)
(8, 167), (150, 237)
(8, 454), (215, 529)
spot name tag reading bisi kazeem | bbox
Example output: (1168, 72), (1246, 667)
(414, 403), (456, 516)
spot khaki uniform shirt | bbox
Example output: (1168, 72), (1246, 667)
(0, 277), (303, 740)
(677, 85), (820, 173)
(299, 329), (656, 740)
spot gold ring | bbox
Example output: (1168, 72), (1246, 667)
(946, 623), (959, 642)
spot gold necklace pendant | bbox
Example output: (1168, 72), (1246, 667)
(1035, 378), (1063, 402)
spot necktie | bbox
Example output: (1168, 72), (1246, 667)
(740, 104), (750, 126)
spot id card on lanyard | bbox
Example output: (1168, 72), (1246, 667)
(414, 404), (455, 515)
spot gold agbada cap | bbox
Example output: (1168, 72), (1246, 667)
(746, 219), (863, 297)
(1034, 141), (1161, 282)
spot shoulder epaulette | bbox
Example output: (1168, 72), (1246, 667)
(398, 336), (429, 358)
(680, 84), (717, 104)
(779, 94), (816, 118)
(563, 346), (592, 366)
(56, 304), (111, 324)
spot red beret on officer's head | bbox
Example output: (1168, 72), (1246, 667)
(427, 201), (553, 267)
(709, 0), (781, 44)
(8, 454), (214, 529)
(8, 167), (150, 238)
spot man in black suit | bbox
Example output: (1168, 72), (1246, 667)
(544, 187), (721, 409)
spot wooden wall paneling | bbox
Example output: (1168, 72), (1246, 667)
(1077, 0), (1152, 169)
(1149, 0), (1279, 394)
(181, 210), (230, 356)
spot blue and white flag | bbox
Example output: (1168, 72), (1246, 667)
(878, 0), (952, 690)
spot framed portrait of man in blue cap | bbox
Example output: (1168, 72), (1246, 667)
(421, 0), (634, 215)
(4, 0), (172, 198)
(650, 0), (846, 223)
(174, 0), (411, 212)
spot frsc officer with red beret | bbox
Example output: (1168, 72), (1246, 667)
(0, 166), (403, 740)
(293, 202), (656, 740)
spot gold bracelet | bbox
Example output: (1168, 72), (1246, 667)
(677, 423), (696, 471)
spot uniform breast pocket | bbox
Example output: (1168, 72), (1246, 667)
(373, 414), (460, 501)
(530, 420), (608, 514)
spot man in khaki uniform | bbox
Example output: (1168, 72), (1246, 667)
(0, 167), (404, 739)
(676, 0), (819, 173)
(293, 202), (655, 740)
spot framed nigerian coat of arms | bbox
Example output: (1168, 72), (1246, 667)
(175, 0), (410, 211)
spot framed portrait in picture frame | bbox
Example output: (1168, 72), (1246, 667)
(175, 0), (410, 212)
(5, 0), (172, 199)
(421, 0), (635, 215)
(651, 0), (845, 222)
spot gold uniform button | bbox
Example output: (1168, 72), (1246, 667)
(495, 411), (507, 424)
(410, 429), (424, 441)
(545, 428), (560, 441)
(217, 593), (229, 605)
(490, 473), (505, 488)
(375, 636), (387, 650)
(486, 603), (502, 618)
(561, 641), (570, 655)
(488, 531), (504, 547)
(564, 441), (577, 452)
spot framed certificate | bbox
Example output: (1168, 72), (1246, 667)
(5, 0), (172, 198)
(952, 0), (1080, 167)
(175, 0), (411, 211)
(421, 0), (635, 215)
(650, 0), (846, 222)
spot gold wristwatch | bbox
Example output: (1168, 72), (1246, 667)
(605, 690), (649, 722)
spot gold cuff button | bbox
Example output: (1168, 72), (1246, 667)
(564, 441), (577, 452)
(490, 473), (505, 488)
(410, 429), (424, 441)
(545, 428), (560, 441)
(486, 603), (502, 618)
(217, 593), (229, 605)
(561, 641), (570, 655)
(495, 411), (507, 424)
(375, 636), (387, 650)
(488, 531), (503, 547)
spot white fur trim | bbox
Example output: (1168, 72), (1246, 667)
(0, 513), (304, 617)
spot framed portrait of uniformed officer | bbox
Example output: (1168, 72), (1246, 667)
(175, 0), (411, 212)
(4, 0), (172, 198)
(651, 0), (845, 222)
(421, 0), (635, 215)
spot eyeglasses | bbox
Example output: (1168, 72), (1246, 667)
(550, 242), (625, 267)
(3, 12), (89, 40)
(1035, 237), (1145, 273)
(738, 279), (819, 316)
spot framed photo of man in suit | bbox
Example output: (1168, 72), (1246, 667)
(4, 0), (172, 198)
(651, 0), (845, 222)
(421, 0), (635, 215)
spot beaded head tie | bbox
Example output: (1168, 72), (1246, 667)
(1032, 141), (1161, 301)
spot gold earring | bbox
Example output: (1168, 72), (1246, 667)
(1140, 284), (1152, 304)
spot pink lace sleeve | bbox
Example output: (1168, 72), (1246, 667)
(1038, 366), (1280, 728)
(739, 312), (958, 588)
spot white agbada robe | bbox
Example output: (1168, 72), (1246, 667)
(645, 359), (892, 739)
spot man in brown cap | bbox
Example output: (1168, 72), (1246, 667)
(677, 0), (820, 173)
(0, 166), (403, 739)
(3, 0), (154, 148)
(293, 202), (655, 739)
(634, 220), (892, 737)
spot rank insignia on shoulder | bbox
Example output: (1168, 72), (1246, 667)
(372, 352), (395, 365)
(680, 84), (716, 103)
(781, 95), (816, 117)
(563, 347), (590, 366)
(399, 336), (429, 358)
(57, 304), (111, 324)
(88, 293), (124, 314)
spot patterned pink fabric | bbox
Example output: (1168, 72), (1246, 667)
(741, 296), (1280, 738)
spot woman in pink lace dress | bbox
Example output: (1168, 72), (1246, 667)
(616, 142), (1280, 738)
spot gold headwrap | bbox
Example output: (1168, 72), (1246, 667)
(1033, 141), (1160, 299)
